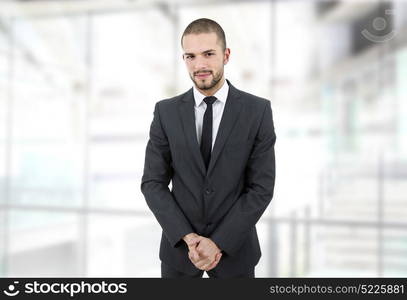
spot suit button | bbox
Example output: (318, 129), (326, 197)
(205, 189), (211, 195)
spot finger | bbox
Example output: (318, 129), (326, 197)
(187, 238), (199, 248)
(205, 253), (222, 271)
(204, 259), (218, 271)
(188, 250), (197, 263)
(204, 260), (217, 271)
(196, 238), (210, 252)
(201, 260), (215, 271)
(186, 236), (200, 248)
(195, 259), (209, 269)
(188, 240), (204, 260)
(190, 255), (212, 267)
(199, 253), (220, 270)
(190, 248), (200, 261)
(188, 251), (194, 263)
(190, 235), (204, 246)
(190, 249), (205, 264)
(190, 248), (219, 265)
(196, 243), (207, 253)
(195, 258), (212, 269)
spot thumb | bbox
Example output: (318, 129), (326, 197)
(187, 235), (203, 247)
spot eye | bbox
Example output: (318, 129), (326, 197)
(186, 55), (194, 60)
(205, 52), (214, 57)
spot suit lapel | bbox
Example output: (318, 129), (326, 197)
(207, 80), (243, 175)
(177, 80), (243, 177)
(178, 88), (207, 176)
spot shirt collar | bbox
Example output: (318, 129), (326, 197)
(193, 79), (229, 108)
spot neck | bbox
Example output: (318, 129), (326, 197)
(196, 77), (225, 97)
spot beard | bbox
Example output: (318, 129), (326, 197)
(190, 68), (223, 90)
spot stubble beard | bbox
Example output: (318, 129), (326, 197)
(191, 68), (224, 91)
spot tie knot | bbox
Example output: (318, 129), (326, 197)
(203, 96), (217, 106)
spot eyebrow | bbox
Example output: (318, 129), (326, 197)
(183, 49), (216, 56)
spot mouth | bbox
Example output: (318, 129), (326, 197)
(195, 72), (211, 79)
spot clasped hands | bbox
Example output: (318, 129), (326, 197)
(183, 233), (222, 271)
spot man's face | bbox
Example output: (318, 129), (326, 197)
(182, 32), (230, 92)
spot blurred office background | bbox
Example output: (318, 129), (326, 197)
(0, 0), (406, 277)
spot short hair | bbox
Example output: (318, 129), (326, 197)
(181, 18), (227, 51)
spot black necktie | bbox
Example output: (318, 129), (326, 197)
(200, 96), (217, 170)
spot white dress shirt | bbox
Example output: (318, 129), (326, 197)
(193, 79), (229, 150)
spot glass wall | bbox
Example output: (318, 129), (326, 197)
(89, 10), (174, 211)
(10, 16), (87, 208)
(0, 0), (406, 277)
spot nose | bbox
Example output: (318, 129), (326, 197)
(194, 55), (208, 71)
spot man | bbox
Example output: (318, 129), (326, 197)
(141, 18), (276, 278)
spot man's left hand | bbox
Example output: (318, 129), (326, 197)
(188, 236), (222, 271)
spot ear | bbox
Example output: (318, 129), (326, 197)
(223, 48), (231, 65)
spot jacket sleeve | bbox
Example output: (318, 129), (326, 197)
(140, 102), (194, 248)
(210, 100), (276, 256)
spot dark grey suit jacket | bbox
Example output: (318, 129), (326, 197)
(141, 79), (276, 276)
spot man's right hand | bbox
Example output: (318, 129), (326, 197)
(183, 233), (201, 262)
(182, 233), (222, 271)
